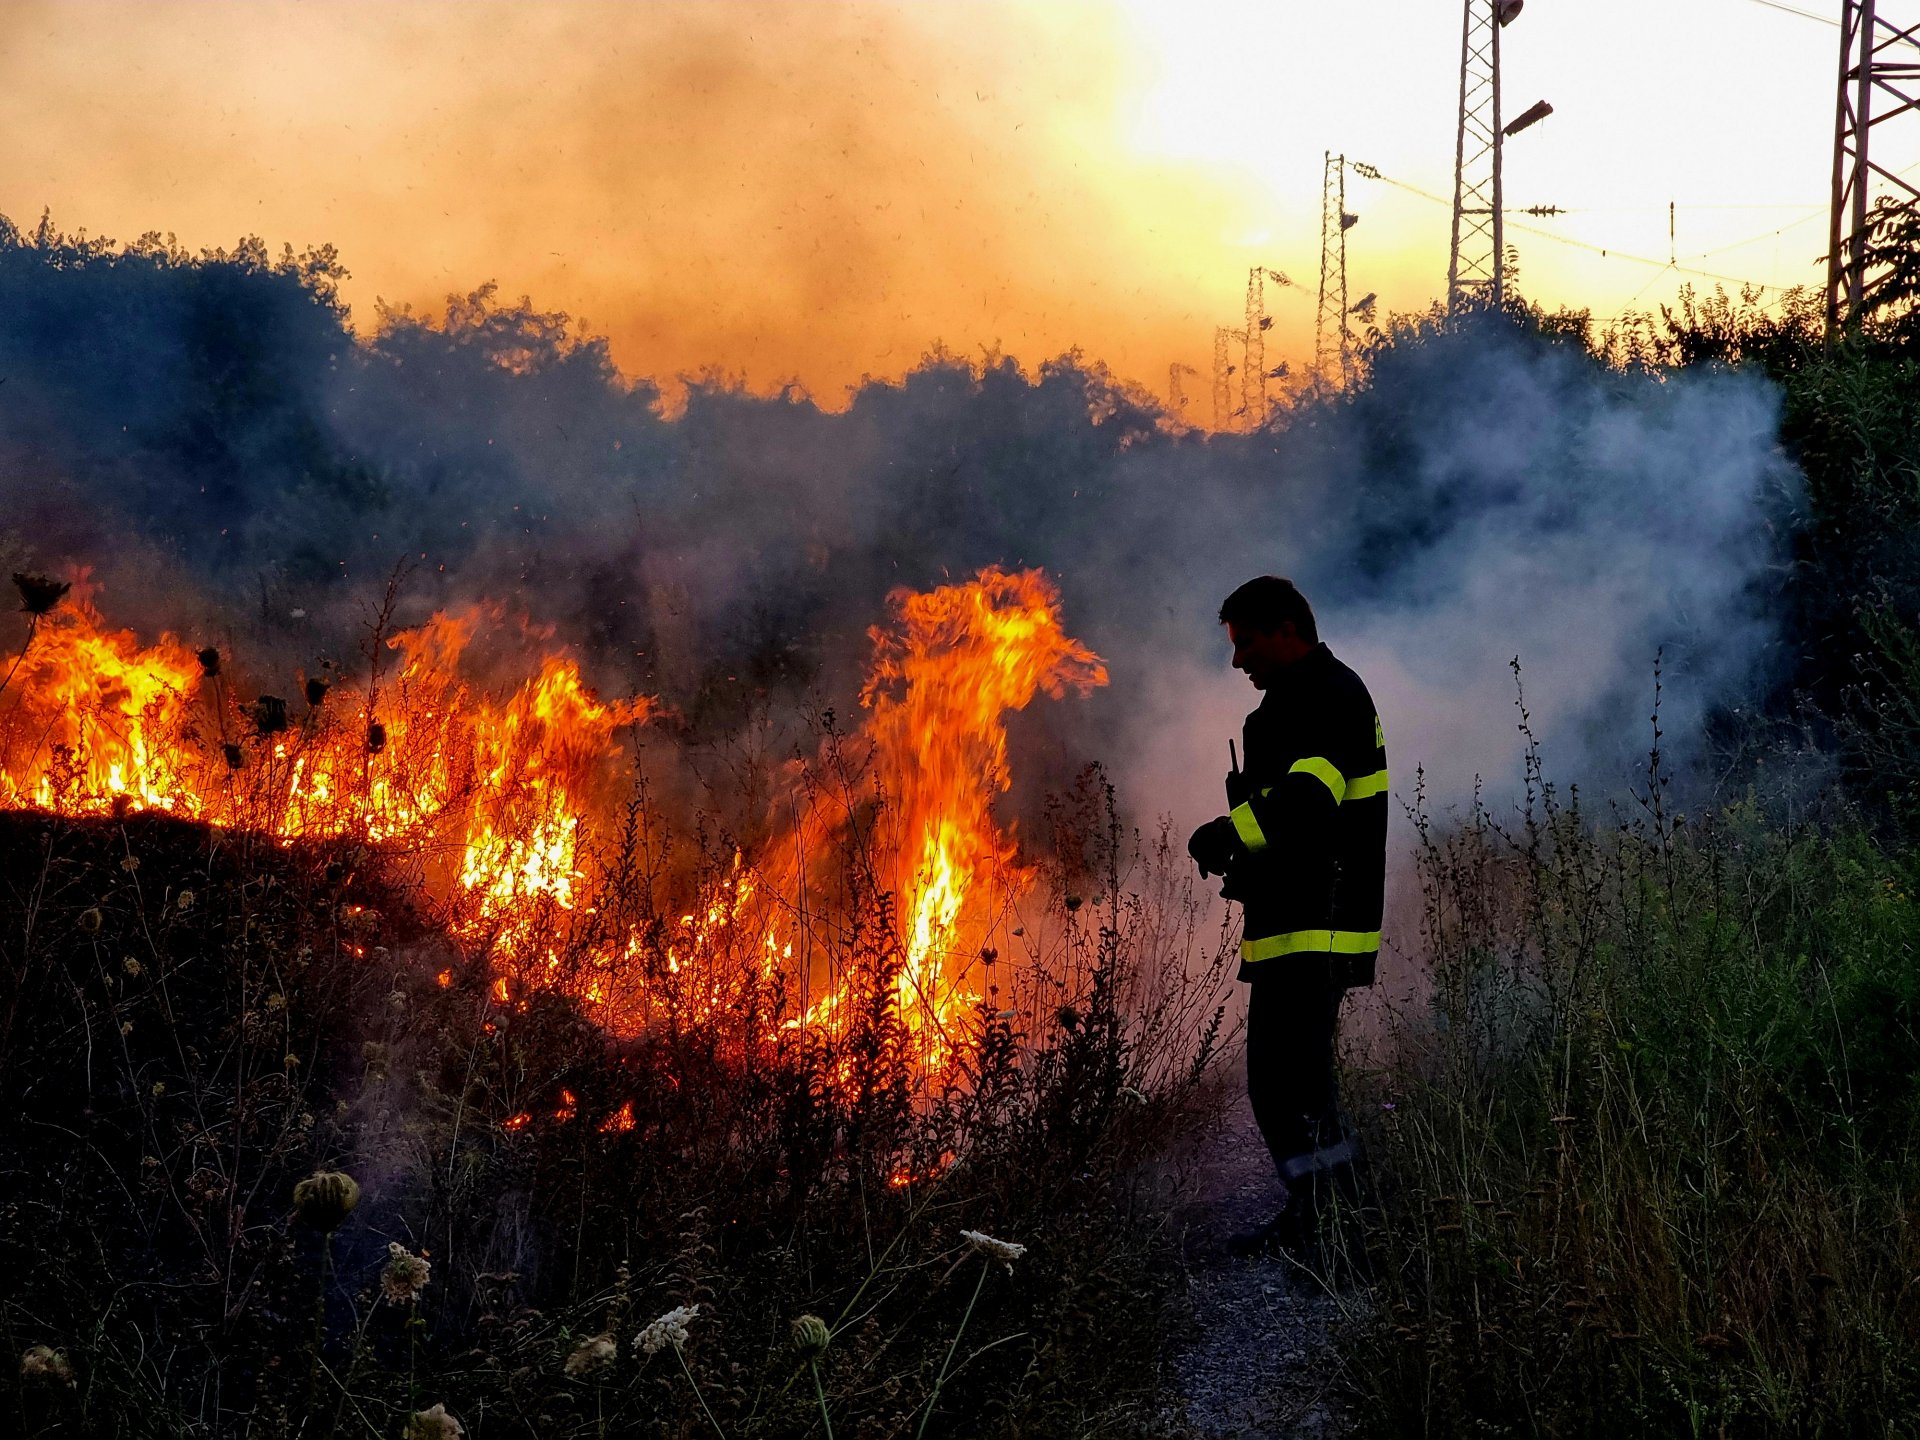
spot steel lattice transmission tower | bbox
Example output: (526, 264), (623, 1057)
(1317, 153), (1356, 384)
(1448, 0), (1533, 312)
(1828, 0), (1920, 333)
(1243, 266), (1292, 427)
(1167, 362), (1200, 422)
(1212, 327), (1244, 431)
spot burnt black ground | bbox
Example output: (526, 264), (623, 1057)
(1160, 1093), (1358, 1439)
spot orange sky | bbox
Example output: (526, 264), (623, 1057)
(0, 0), (1905, 418)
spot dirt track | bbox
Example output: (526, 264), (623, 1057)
(1162, 1101), (1358, 1439)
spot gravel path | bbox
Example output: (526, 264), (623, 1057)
(1160, 1098), (1360, 1439)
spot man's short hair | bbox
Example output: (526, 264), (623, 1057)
(1219, 575), (1318, 643)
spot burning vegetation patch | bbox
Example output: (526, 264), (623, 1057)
(0, 563), (1233, 1436)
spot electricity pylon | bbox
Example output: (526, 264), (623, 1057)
(1243, 266), (1292, 427)
(1212, 327), (1244, 431)
(1317, 153), (1356, 385)
(1449, 0), (1535, 312)
(1827, 0), (1920, 333)
(1168, 362), (1200, 420)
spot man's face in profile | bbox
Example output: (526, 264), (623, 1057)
(1227, 620), (1304, 691)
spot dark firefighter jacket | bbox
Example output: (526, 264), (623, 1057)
(1223, 642), (1387, 987)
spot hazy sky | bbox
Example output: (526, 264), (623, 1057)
(0, 0), (1899, 416)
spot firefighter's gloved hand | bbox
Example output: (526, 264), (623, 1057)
(1187, 817), (1241, 878)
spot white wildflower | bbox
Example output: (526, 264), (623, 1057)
(636, 1303), (698, 1355)
(564, 1332), (617, 1376)
(382, 1241), (431, 1304)
(960, 1229), (1025, 1270)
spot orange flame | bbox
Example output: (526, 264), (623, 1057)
(859, 567), (1107, 1069)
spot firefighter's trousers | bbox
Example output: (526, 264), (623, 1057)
(1245, 968), (1347, 1186)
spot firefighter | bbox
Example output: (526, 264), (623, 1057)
(1187, 575), (1387, 1253)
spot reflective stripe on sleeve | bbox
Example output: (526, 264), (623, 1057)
(1346, 768), (1390, 800)
(1288, 756), (1347, 804)
(1229, 801), (1267, 851)
(1239, 928), (1382, 963)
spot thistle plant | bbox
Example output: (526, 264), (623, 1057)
(792, 1315), (834, 1439)
(1, 572), (69, 702)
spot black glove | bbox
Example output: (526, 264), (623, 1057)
(1187, 816), (1242, 878)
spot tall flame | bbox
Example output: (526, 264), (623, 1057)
(860, 567), (1108, 1068)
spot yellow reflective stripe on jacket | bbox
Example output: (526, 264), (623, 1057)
(1374, 715), (1385, 748)
(1346, 768), (1390, 800)
(1229, 800), (1266, 851)
(1288, 756), (1346, 804)
(1240, 928), (1382, 963)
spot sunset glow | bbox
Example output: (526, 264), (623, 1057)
(0, 0), (1901, 411)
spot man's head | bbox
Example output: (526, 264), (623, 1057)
(1219, 576), (1317, 690)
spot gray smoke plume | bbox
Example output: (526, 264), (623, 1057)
(0, 226), (1800, 844)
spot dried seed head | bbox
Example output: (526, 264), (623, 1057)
(292, 1171), (360, 1231)
(790, 1314), (831, 1359)
(564, 1333), (617, 1376)
(13, 573), (71, 617)
(367, 720), (387, 754)
(250, 696), (289, 736)
(382, 1242), (431, 1304)
(305, 676), (330, 707)
(197, 647), (221, 677)
(78, 908), (103, 933)
(222, 743), (245, 771)
(637, 1304), (698, 1355)
(404, 1403), (465, 1440)
(959, 1229), (1025, 1269)
(1056, 1004), (1080, 1032)
(19, 1345), (75, 1387)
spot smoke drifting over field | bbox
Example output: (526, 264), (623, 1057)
(0, 226), (1798, 838)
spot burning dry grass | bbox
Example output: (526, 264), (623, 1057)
(0, 566), (1235, 1436)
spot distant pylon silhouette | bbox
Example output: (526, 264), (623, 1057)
(1316, 153), (1355, 385)
(1243, 267), (1292, 427)
(1828, 0), (1920, 333)
(1212, 326), (1244, 431)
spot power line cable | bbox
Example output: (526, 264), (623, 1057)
(1737, 0), (1837, 26)
(1356, 166), (1811, 293)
